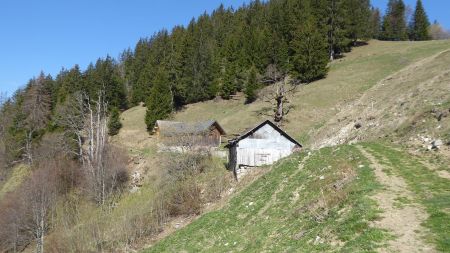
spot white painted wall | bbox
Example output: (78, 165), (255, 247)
(236, 124), (297, 167)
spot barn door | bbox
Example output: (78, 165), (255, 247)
(255, 152), (271, 166)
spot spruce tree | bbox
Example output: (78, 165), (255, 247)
(311, 0), (349, 61)
(145, 68), (173, 132)
(108, 107), (122, 136)
(290, 20), (329, 83)
(370, 8), (382, 39)
(382, 0), (408, 41)
(344, 0), (372, 45)
(245, 66), (259, 104)
(410, 0), (430, 40)
(220, 63), (238, 99)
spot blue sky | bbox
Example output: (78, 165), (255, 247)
(0, 0), (449, 97)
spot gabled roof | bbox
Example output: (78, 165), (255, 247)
(226, 120), (302, 148)
(154, 120), (226, 136)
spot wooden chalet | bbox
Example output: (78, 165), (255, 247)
(154, 120), (226, 151)
(226, 120), (302, 174)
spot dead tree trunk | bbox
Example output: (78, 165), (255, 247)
(264, 77), (296, 125)
(24, 130), (34, 165)
(81, 91), (109, 205)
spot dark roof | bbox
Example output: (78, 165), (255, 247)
(226, 120), (302, 148)
(155, 120), (226, 136)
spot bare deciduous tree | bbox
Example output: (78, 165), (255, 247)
(429, 22), (450, 40)
(21, 166), (58, 253)
(262, 77), (297, 124)
(56, 92), (90, 160)
(58, 90), (128, 205)
(0, 162), (59, 253)
(262, 64), (284, 85)
(0, 192), (29, 252)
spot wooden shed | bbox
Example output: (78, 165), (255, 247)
(154, 120), (226, 151)
(226, 120), (302, 173)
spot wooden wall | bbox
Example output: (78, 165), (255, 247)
(159, 127), (222, 148)
(232, 124), (299, 168)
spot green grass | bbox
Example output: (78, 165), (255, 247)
(143, 145), (389, 252)
(393, 196), (413, 209)
(363, 143), (450, 252)
(0, 164), (29, 200)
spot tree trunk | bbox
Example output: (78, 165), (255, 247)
(25, 130), (34, 165)
(36, 212), (44, 253)
(274, 96), (284, 122)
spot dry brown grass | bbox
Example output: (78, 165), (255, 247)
(312, 46), (450, 149)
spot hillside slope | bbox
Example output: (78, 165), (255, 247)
(97, 39), (450, 252)
(313, 47), (450, 149)
(117, 40), (450, 149)
(131, 40), (450, 252)
(144, 142), (449, 252)
(172, 40), (450, 145)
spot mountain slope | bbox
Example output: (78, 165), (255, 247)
(144, 142), (449, 252)
(115, 40), (450, 153)
(314, 47), (450, 149)
(171, 40), (450, 145)
(103, 40), (450, 252)
(145, 145), (388, 252)
(133, 40), (450, 252)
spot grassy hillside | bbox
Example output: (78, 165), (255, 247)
(144, 143), (449, 252)
(38, 39), (442, 252)
(116, 40), (450, 158)
(362, 143), (450, 252)
(133, 40), (450, 252)
(172, 40), (450, 145)
(145, 145), (388, 252)
(314, 45), (450, 149)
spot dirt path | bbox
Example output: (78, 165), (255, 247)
(357, 146), (436, 253)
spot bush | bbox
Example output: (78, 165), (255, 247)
(34, 152), (230, 252)
(161, 152), (231, 216)
(167, 179), (202, 216)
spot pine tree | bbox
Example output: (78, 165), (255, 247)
(382, 0), (408, 41)
(290, 20), (329, 83)
(220, 64), (237, 99)
(410, 0), (430, 41)
(108, 107), (122, 136)
(55, 65), (83, 104)
(145, 68), (173, 132)
(84, 57), (127, 110)
(370, 7), (382, 39)
(245, 66), (259, 104)
(312, 0), (351, 61)
(344, 0), (372, 45)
